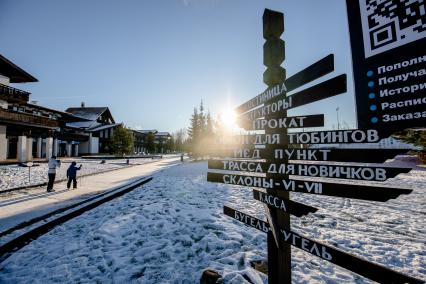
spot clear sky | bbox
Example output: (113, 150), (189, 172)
(0, 0), (356, 133)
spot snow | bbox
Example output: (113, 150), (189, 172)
(0, 158), (157, 192)
(0, 155), (425, 283)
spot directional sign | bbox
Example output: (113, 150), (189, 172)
(223, 205), (269, 233)
(211, 147), (409, 163)
(230, 129), (384, 146)
(346, 0), (426, 132)
(208, 160), (411, 182)
(238, 114), (324, 131)
(207, 172), (412, 201)
(235, 54), (335, 114)
(223, 206), (423, 284)
(239, 74), (347, 121)
(252, 189), (317, 217)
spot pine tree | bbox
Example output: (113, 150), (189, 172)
(187, 108), (199, 143)
(394, 129), (426, 163)
(186, 101), (218, 159)
(173, 129), (186, 152)
(199, 100), (206, 136)
(111, 126), (134, 157)
(187, 108), (201, 157)
(206, 111), (214, 138)
(144, 132), (156, 154)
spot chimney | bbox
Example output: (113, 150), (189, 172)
(81, 102), (85, 108)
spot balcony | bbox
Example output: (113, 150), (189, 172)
(0, 83), (30, 103)
(0, 107), (59, 128)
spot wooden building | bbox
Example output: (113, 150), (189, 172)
(0, 54), (86, 162)
(131, 130), (171, 154)
(155, 131), (172, 153)
(66, 104), (122, 154)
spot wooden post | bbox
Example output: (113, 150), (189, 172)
(262, 9), (291, 284)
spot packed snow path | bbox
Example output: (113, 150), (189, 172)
(0, 156), (182, 235)
(0, 156), (425, 283)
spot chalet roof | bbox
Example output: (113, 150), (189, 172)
(156, 132), (171, 136)
(0, 54), (38, 83)
(89, 123), (122, 132)
(66, 121), (99, 130)
(65, 107), (113, 122)
(136, 130), (158, 134)
(26, 103), (90, 122)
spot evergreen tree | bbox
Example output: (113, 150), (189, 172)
(111, 126), (134, 157)
(394, 130), (426, 149)
(199, 100), (206, 135)
(144, 132), (156, 154)
(394, 129), (426, 163)
(206, 111), (214, 138)
(166, 136), (175, 153)
(187, 108), (199, 143)
(186, 101), (218, 159)
(173, 129), (186, 152)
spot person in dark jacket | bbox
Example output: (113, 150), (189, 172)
(67, 162), (82, 189)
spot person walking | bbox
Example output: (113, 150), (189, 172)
(47, 155), (61, 192)
(66, 161), (82, 190)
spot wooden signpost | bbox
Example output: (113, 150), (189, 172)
(206, 8), (424, 284)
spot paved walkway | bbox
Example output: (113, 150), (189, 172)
(0, 156), (183, 234)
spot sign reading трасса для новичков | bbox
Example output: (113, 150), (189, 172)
(346, 0), (426, 132)
(205, 6), (425, 284)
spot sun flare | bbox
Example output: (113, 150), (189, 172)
(220, 108), (237, 130)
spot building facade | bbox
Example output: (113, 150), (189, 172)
(66, 104), (122, 154)
(0, 54), (87, 162)
(1, 54), (173, 162)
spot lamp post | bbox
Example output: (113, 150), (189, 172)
(336, 106), (340, 130)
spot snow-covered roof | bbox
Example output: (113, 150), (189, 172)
(136, 130), (158, 134)
(66, 121), (99, 129)
(155, 132), (171, 137)
(65, 107), (109, 121)
(89, 123), (122, 132)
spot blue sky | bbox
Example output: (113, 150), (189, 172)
(0, 0), (356, 132)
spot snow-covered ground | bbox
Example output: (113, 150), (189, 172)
(0, 156), (425, 283)
(0, 158), (159, 192)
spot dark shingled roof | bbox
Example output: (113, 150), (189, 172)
(65, 107), (110, 121)
(0, 54), (38, 83)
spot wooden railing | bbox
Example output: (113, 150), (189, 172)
(0, 84), (30, 102)
(0, 108), (59, 128)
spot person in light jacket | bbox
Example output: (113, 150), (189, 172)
(47, 155), (61, 192)
(66, 161), (82, 189)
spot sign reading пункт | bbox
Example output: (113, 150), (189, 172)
(206, 7), (423, 284)
(346, 0), (426, 132)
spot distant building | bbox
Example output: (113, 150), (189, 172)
(131, 130), (153, 154)
(66, 104), (122, 154)
(0, 54), (172, 161)
(131, 130), (171, 154)
(0, 54), (86, 162)
(155, 131), (172, 153)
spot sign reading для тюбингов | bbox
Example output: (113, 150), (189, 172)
(206, 7), (424, 284)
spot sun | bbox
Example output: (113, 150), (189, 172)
(220, 107), (237, 130)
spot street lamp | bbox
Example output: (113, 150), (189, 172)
(336, 107), (340, 130)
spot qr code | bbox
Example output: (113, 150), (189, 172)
(359, 0), (426, 58)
